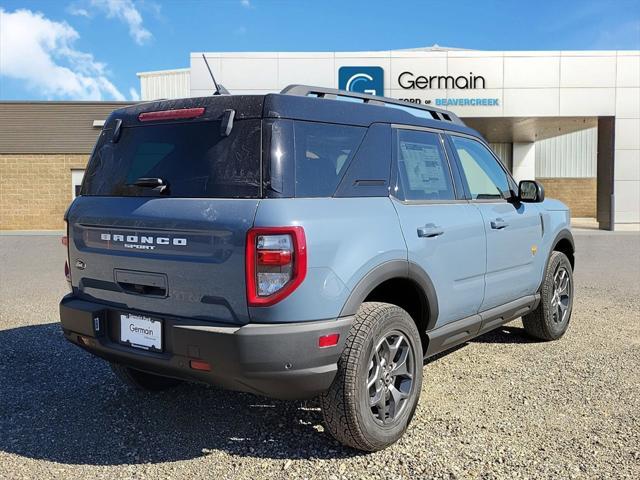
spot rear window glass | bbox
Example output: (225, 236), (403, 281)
(396, 129), (455, 201)
(81, 119), (261, 198)
(293, 121), (365, 197)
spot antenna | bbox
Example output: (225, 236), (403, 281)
(202, 53), (222, 95)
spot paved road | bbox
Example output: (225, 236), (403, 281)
(0, 231), (638, 479)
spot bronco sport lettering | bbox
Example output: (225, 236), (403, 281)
(99, 234), (188, 246)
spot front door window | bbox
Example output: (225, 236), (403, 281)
(450, 136), (510, 200)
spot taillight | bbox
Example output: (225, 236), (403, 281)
(246, 227), (307, 307)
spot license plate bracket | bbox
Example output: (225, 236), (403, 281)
(119, 313), (162, 352)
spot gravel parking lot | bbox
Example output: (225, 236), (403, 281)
(1, 231), (639, 479)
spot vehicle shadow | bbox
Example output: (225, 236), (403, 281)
(470, 324), (537, 344)
(423, 322), (537, 365)
(0, 323), (360, 466)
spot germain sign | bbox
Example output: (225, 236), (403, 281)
(337, 66), (499, 107)
(394, 70), (499, 107)
(338, 66), (384, 96)
(398, 71), (486, 90)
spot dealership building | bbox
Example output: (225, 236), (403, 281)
(1, 46), (638, 231)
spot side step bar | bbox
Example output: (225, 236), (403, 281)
(425, 294), (540, 358)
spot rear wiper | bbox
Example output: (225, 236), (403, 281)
(133, 177), (170, 194)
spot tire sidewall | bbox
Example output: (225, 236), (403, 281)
(353, 308), (423, 449)
(542, 252), (574, 338)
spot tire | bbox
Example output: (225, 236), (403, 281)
(110, 362), (183, 391)
(523, 251), (574, 341)
(320, 302), (423, 451)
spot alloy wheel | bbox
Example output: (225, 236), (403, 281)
(551, 266), (572, 324)
(366, 330), (415, 425)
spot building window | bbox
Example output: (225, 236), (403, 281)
(71, 169), (85, 199)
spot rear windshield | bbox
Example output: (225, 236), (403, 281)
(81, 119), (261, 198)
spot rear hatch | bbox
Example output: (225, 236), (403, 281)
(66, 97), (264, 325)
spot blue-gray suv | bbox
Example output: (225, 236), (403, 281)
(60, 85), (575, 451)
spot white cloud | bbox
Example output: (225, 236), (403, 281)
(240, 0), (252, 8)
(89, 0), (152, 45)
(68, 6), (91, 17)
(129, 87), (140, 101)
(0, 8), (125, 100)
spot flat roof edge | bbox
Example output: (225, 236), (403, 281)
(137, 68), (190, 77)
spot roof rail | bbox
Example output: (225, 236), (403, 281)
(280, 84), (464, 125)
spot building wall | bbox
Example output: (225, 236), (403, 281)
(189, 49), (639, 229)
(534, 129), (598, 220)
(0, 102), (132, 153)
(537, 178), (597, 218)
(137, 68), (190, 101)
(536, 127), (597, 178)
(614, 54), (640, 227)
(0, 154), (88, 230)
(489, 143), (513, 171)
(0, 102), (130, 231)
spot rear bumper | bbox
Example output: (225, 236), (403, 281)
(59, 295), (353, 399)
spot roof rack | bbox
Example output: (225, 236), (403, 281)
(280, 84), (464, 125)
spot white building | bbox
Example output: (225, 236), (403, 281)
(138, 47), (640, 231)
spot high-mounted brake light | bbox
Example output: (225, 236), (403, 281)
(138, 107), (205, 122)
(246, 226), (307, 307)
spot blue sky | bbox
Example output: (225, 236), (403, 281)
(1, 0), (639, 101)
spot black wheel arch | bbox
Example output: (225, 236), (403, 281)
(538, 229), (575, 292)
(339, 260), (439, 332)
(551, 229), (575, 269)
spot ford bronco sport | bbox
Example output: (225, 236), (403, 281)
(60, 85), (575, 451)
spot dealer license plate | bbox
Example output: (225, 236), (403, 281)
(120, 314), (162, 351)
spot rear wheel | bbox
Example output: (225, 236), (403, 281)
(320, 302), (423, 451)
(523, 251), (574, 341)
(110, 363), (183, 391)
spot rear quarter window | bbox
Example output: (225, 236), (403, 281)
(293, 121), (366, 197)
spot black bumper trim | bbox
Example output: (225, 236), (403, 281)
(59, 295), (353, 399)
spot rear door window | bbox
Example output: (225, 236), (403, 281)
(82, 119), (261, 198)
(395, 129), (456, 201)
(293, 121), (366, 197)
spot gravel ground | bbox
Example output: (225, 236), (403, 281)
(0, 231), (639, 480)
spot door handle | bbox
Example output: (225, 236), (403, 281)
(490, 218), (509, 230)
(417, 224), (444, 238)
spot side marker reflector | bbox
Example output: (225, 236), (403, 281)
(190, 360), (211, 372)
(318, 333), (340, 348)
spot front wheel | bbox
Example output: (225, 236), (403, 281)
(523, 251), (574, 341)
(320, 302), (423, 451)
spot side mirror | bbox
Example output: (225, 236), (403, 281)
(519, 180), (545, 203)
